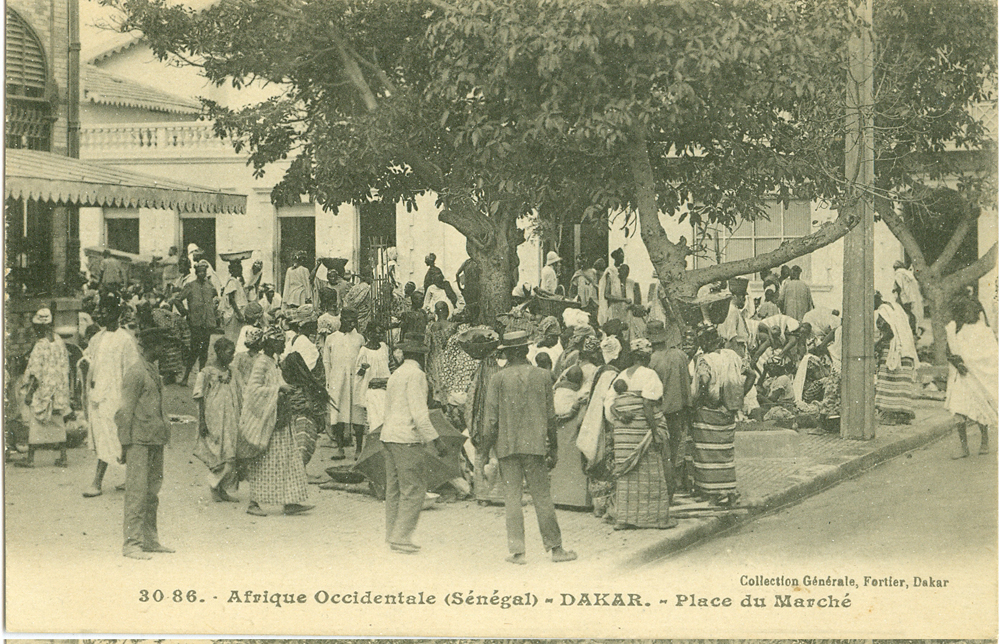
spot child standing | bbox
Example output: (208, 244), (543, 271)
(193, 337), (242, 502)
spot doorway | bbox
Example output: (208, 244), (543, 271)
(182, 218), (216, 268)
(106, 218), (139, 255)
(279, 216), (315, 291)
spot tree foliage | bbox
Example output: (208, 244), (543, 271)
(105, 0), (996, 322)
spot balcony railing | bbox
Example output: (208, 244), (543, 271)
(80, 121), (237, 159)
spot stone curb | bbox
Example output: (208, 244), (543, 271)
(620, 416), (957, 569)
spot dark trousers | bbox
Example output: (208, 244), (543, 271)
(665, 409), (689, 487)
(383, 442), (427, 546)
(499, 454), (561, 555)
(188, 325), (213, 373)
(123, 444), (164, 553)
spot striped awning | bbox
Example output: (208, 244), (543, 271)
(4, 148), (246, 214)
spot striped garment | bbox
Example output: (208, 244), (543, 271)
(290, 416), (318, 466)
(608, 392), (672, 528)
(690, 406), (737, 494)
(247, 424), (309, 506)
(875, 352), (916, 420)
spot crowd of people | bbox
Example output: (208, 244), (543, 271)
(5, 241), (996, 561)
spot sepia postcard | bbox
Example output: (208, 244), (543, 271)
(4, 0), (998, 637)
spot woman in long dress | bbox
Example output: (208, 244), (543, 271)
(82, 297), (141, 497)
(193, 337), (241, 501)
(875, 297), (918, 425)
(690, 325), (750, 506)
(577, 335), (618, 517)
(602, 338), (676, 529)
(945, 296), (998, 458)
(425, 301), (457, 405)
(241, 327), (312, 516)
(16, 308), (71, 468)
(220, 260), (248, 342)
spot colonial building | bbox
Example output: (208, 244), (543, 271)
(77, 20), (543, 296)
(4, 0), (245, 356)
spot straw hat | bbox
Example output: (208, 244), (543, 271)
(498, 330), (531, 348)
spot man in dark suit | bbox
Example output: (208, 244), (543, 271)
(116, 327), (174, 560)
(484, 330), (577, 565)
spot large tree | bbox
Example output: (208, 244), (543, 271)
(107, 0), (994, 331)
(862, 1), (997, 363)
(425, 0), (996, 323)
(105, 0), (864, 323)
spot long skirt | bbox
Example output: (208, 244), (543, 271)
(159, 340), (184, 378)
(875, 353), (915, 420)
(247, 424), (309, 506)
(690, 406), (737, 495)
(610, 400), (672, 528)
(290, 415), (318, 466)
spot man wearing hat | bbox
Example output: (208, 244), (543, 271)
(484, 330), (577, 565)
(539, 251), (563, 296)
(647, 319), (692, 491)
(115, 327), (174, 559)
(381, 332), (448, 554)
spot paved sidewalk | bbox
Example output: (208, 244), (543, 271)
(619, 397), (958, 566)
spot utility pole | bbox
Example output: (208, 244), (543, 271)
(841, 0), (876, 440)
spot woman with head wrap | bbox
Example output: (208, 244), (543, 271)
(235, 301), (264, 355)
(343, 267), (374, 332)
(575, 334), (618, 516)
(15, 308), (71, 468)
(547, 333), (601, 508)
(599, 338), (676, 529)
(280, 350), (330, 466)
(529, 316), (564, 370)
(552, 323), (596, 381)
(690, 325), (753, 506)
(241, 326), (312, 516)
(425, 300), (456, 405)
(875, 294), (918, 425)
(233, 326), (263, 388)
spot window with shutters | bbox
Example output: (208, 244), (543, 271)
(5, 9), (52, 151)
(692, 200), (814, 283)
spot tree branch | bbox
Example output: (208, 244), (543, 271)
(438, 204), (494, 249)
(329, 27), (378, 111)
(688, 206), (861, 289)
(876, 194), (929, 273)
(626, 127), (686, 277)
(931, 207), (977, 272)
(940, 243), (998, 295)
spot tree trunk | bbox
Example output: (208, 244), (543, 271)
(925, 284), (950, 365)
(468, 219), (520, 326)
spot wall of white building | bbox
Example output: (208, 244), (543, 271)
(610, 201), (908, 317)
